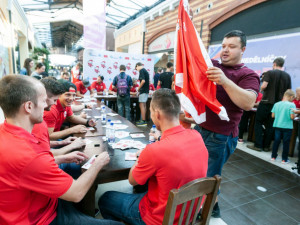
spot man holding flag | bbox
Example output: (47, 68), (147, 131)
(175, 0), (260, 218)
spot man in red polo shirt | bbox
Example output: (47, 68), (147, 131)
(44, 80), (96, 140)
(32, 77), (87, 163)
(91, 75), (107, 95)
(0, 75), (121, 225)
(75, 79), (94, 98)
(99, 89), (208, 225)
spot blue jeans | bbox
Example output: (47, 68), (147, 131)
(194, 125), (238, 177)
(272, 128), (292, 161)
(50, 199), (122, 225)
(59, 162), (81, 179)
(117, 95), (131, 121)
(98, 191), (146, 225)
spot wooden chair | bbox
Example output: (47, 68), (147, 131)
(162, 175), (221, 225)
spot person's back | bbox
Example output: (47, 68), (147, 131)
(134, 126), (208, 224)
(159, 71), (173, 89)
(272, 100), (295, 129)
(261, 69), (291, 104)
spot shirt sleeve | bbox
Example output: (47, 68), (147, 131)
(132, 146), (156, 185)
(291, 103), (296, 114)
(66, 106), (73, 117)
(103, 83), (107, 90)
(128, 76), (133, 87)
(43, 110), (57, 128)
(19, 152), (73, 198)
(112, 76), (118, 86)
(88, 86), (92, 91)
(20, 68), (27, 75)
(263, 71), (271, 83)
(91, 81), (96, 89)
(271, 104), (276, 113)
(75, 82), (80, 91)
(238, 71), (260, 95)
(139, 70), (145, 81)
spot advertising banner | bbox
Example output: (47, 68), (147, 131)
(208, 32), (300, 89)
(83, 49), (155, 88)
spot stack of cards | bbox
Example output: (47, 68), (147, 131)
(110, 120), (122, 124)
(111, 140), (146, 150)
(113, 124), (128, 130)
(130, 133), (145, 138)
(115, 131), (130, 139)
(107, 113), (118, 117)
(125, 152), (138, 161)
(82, 154), (98, 169)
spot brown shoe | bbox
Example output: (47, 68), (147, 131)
(247, 144), (263, 152)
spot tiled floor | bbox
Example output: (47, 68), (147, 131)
(95, 124), (300, 225)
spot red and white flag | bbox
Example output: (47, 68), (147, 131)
(174, 0), (229, 124)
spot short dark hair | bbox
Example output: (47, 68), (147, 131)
(166, 62), (173, 68)
(224, 30), (246, 48)
(35, 63), (45, 70)
(120, 65), (126, 71)
(135, 62), (143, 69)
(273, 57), (285, 67)
(41, 77), (65, 96)
(151, 88), (181, 118)
(157, 68), (163, 73)
(0, 75), (39, 117)
(57, 79), (77, 92)
(98, 75), (104, 81)
(62, 72), (70, 76)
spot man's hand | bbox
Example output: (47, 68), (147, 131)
(80, 112), (87, 119)
(179, 112), (186, 122)
(85, 104), (93, 109)
(72, 125), (88, 133)
(95, 152), (110, 167)
(88, 119), (97, 127)
(206, 67), (229, 86)
(61, 136), (77, 145)
(63, 151), (89, 164)
(68, 137), (86, 150)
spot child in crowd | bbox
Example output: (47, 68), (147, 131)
(271, 89), (296, 163)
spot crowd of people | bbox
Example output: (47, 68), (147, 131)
(0, 29), (299, 225)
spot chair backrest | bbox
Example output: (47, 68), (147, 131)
(162, 175), (221, 225)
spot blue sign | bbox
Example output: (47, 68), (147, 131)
(208, 32), (300, 89)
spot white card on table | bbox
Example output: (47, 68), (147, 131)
(82, 154), (98, 169)
(125, 152), (137, 161)
(130, 133), (145, 138)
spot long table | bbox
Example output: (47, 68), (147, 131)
(75, 100), (149, 216)
(95, 94), (152, 121)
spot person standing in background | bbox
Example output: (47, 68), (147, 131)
(20, 58), (34, 76)
(157, 62), (174, 89)
(153, 68), (162, 89)
(71, 63), (82, 84)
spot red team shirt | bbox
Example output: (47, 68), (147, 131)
(130, 84), (139, 92)
(293, 99), (300, 108)
(0, 122), (73, 225)
(91, 81), (106, 92)
(44, 99), (73, 132)
(32, 120), (51, 151)
(149, 83), (155, 91)
(132, 125), (208, 225)
(75, 81), (92, 95)
(109, 83), (117, 92)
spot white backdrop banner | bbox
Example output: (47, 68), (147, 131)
(83, 49), (155, 88)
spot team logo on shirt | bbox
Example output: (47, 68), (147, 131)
(64, 111), (67, 118)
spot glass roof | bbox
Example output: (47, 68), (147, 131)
(18, 0), (165, 47)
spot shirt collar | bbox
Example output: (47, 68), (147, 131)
(3, 121), (39, 143)
(222, 63), (245, 70)
(56, 99), (65, 112)
(161, 125), (185, 140)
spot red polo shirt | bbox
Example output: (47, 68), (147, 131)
(75, 81), (92, 95)
(0, 121), (72, 225)
(109, 83), (117, 92)
(91, 81), (106, 92)
(200, 59), (260, 137)
(149, 83), (155, 91)
(32, 120), (51, 151)
(132, 125), (208, 225)
(43, 99), (73, 132)
(130, 84), (139, 92)
(293, 99), (300, 108)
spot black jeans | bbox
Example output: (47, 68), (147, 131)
(50, 199), (123, 225)
(238, 110), (252, 139)
(272, 128), (292, 161)
(254, 103), (274, 148)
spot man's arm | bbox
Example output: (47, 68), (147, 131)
(128, 160), (139, 186)
(272, 112), (275, 118)
(206, 67), (257, 111)
(59, 152), (110, 202)
(67, 114), (87, 125)
(48, 125), (87, 140)
(137, 80), (145, 92)
(51, 137), (86, 156)
(54, 151), (88, 165)
(260, 81), (268, 92)
(157, 80), (161, 87)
